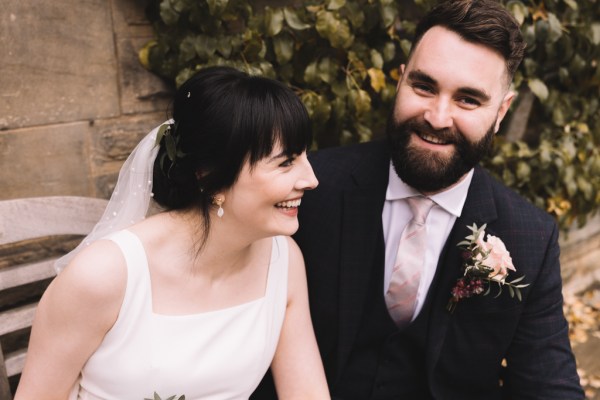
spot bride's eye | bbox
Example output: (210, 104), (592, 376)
(279, 156), (296, 167)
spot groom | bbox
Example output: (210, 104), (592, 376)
(253, 0), (583, 398)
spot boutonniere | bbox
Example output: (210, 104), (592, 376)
(446, 223), (529, 313)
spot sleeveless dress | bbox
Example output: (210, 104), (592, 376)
(69, 230), (289, 400)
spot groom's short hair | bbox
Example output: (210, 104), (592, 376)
(409, 0), (526, 81)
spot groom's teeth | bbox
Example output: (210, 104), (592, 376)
(421, 133), (448, 144)
(276, 199), (301, 208)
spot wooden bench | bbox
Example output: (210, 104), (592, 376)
(0, 196), (108, 399)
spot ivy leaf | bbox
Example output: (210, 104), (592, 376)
(590, 23), (600, 45)
(382, 42), (395, 62)
(506, 1), (528, 25)
(563, 0), (578, 10)
(343, 1), (364, 29)
(242, 31), (264, 61)
(265, 7), (284, 37)
(317, 57), (338, 83)
(367, 68), (386, 93)
(355, 122), (372, 142)
(516, 161), (531, 182)
(283, 7), (311, 30)
(303, 61), (320, 86)
(206, 0), (229, 16)
(380, 3), (398, 28)
(193, 35), (217, 60)
(327, 0), (346, 11)
(138, 40), (157, 69)
(547, 13), (563, 43)
(273, 33), (294, 64)
(528, 78), (548, 101)
(159, 1), (179, 26)
(370, 49), (383, 69)
(349, 88), (371, 117)
(315, 10), (354, 49)
(216, 36), (233, 58)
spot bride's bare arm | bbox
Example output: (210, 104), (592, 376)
(14, 240), (126, 400)
(270, 237), (330, 400)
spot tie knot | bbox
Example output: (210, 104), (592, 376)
(406, 196), (435, 225)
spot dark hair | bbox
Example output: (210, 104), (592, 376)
(152, 66), (312, 241)
(410, 0), (526, 81)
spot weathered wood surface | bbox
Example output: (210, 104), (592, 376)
(0, 196), (108, 398)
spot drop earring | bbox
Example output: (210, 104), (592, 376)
(213, 195), (225, 218)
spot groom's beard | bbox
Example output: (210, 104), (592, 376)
(386, 114), (495, 193)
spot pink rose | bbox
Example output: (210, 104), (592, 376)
(480, 235), (515, 283)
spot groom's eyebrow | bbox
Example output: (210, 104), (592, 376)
(407, 70), (491, 102)
(407, 70), (437, 86)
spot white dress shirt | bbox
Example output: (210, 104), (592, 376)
(382, 162), (473, 321)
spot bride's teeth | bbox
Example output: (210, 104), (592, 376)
(276, 199), (302, 208)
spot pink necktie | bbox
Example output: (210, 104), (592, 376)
(385, 196), (435, 327)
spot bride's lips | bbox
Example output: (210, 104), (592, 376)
(275, 198), (302, 216)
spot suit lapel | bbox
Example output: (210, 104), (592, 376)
(336, 142), (389, 378)
(426, 167), (499, 379)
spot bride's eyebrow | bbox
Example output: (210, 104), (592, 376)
(266, 151), (288, 163)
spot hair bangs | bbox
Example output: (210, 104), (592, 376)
(241, 77), (313, 167)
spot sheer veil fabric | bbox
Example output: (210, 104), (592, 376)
(54, 121), (169, 272)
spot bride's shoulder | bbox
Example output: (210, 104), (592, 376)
(53, 238), (127, 305)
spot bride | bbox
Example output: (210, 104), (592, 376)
(15, 66), (330, 399)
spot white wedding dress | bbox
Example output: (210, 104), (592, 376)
(69, 230), (288, 400)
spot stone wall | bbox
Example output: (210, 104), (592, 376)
(0, 0), (170, 200)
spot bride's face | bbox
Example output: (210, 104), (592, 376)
(220, 142), (318, 239)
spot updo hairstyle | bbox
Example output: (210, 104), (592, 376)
(152, 66), (313, 237)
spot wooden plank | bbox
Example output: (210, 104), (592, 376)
(0, 341), (12, 400)
(0, 196), (108, 245)
(0, 259), (57, 291)
(5, 349), (26, 378)
(0, 303), (37, 336)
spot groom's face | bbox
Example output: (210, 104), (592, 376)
(387, 26), (515, 194)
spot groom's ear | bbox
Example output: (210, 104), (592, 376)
(396, 64), (406, 90)
(494, 91), (515, 133)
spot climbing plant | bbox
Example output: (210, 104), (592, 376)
(140, 0), (600, 230)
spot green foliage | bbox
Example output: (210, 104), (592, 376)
(492, 0), (600, 229)
(140, 0), (600, 230)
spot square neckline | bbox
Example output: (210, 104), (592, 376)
(122, 230), (281, 318)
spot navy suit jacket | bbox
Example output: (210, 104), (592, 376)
(291, 140), (583, 399)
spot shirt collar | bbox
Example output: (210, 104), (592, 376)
(385, 162), (473, 218)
